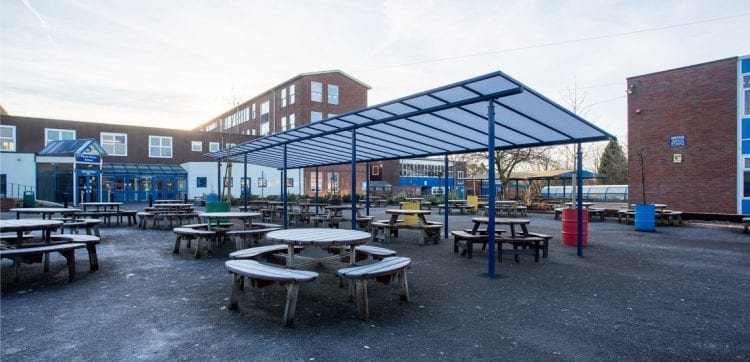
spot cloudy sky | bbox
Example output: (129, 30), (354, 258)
(1, 0), (748, 142)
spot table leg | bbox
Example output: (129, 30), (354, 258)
(287, 244), (295, 267)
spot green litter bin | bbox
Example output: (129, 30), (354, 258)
(23, 191), (35, 208)
(205, 202), (230, 213)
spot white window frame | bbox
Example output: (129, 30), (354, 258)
(252, 103), (256, 119)
(281, 88), (287, 107)
(260, 101), (270, 136)
(0, 125), (16, 151)
(45, 128), (76, 146)
(372, 165), (381, 176)
(209, 142), (220, 152)
(289, 84), (295, 104)
(289, 114), (295, 129)
(100, 132), (128, 156)
(148, 135), (173, 158)
(311, 111), (323, 123)
(281, 116), (287, 132)
(328, 84), (339, 105)
(191, 141), (202, 152)
(311, 81), (322, 102)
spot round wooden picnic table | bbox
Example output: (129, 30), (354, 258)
(471, 217), (530, 237)
(265, 228), (372, 268)
(198, 212), (260, 229)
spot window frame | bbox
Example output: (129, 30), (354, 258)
(100, 132), (128, 156)
(209, 142), (220, 152)
(0, 125), (16, 151)
(311, 111), (323, 123)
(281, 88), (287, 107)
(328, 84), (339, 105)
(311, 81), (322, 102)
(45, 128), (76, 146)
(191, 141), (203, 152)
(289, 84), (296, 104)
(148, 135), (173, 158)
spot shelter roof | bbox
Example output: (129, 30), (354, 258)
(207, 70), (615, 168)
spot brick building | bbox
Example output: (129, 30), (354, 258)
(0, 115), (262, 204)
(627, 56), (750, 214)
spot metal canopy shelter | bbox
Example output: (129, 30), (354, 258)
(207, 70), (616, 277)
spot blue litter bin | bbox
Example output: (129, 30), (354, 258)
(205, 194), (219, 203)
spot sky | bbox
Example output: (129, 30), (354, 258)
(1, 0), (748, 143)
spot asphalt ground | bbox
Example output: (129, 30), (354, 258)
(1, 206), (749, 361)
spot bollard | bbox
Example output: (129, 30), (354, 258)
(148, 193), (153, 207)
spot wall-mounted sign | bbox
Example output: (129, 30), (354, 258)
(673, 154), (683, 163)
(76, 154), (101, 163)
(257, 177), (267, 188)
(285, 178), (294, 187)
(669, 135), (686, 147)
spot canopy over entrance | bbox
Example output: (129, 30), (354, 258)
(208, 70), (614, 168)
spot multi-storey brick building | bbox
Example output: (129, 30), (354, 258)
(194, 70), (381, 198)
(627, 56), (750, 215)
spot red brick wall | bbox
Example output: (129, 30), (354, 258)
(627, 57), (738, 214)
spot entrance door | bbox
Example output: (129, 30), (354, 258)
(76, 170), (100, 203)
(152, 176), (177, 201)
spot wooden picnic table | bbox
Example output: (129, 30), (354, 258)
(79, 202), (123, 212)
(153, 199), (184, 204)
(198, 212), (260, 230)
(384, 209), (432, 225)
(471, 217), (530, 237)
(265, 228), (371, 269)
(11, 207), (81, 220)
(0, 219), (64, 248)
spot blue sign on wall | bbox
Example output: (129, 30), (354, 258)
(669, 135), (686, 147)
(76, 154), (101, 163)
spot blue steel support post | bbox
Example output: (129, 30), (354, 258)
(243, 153), (248, 211)
(351, 130), (357, 230)
(365, 161), (371, 215)
(487, 100), (497, 278)
(444, 154), (449, 239)
(283, 145), (288, 229)
(576, 143), (583, 256)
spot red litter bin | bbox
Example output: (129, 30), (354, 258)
(561, 208), (588, 246)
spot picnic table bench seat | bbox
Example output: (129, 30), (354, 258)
(310, 215), (344, 229)
(229, 244), (303, 265)
(337, 256), (411, 320)
(118, 210), (139, 226)
(225, 227), (281, 249)
(225, 259), (319, 326)
(172, 227), (218, 258)
(617, 209), (635, 224)
(452, 230), (489, 259)
(495, 236), (544, 263)
(525, 232), (553, 258)
(50, 234), (101, 271)
(371, 221), (442, 244)
(436, 204), (475, 214)
(587, 208), (606, 221)
(0, 243), (86, 282)
(354, 245), (396, 262)
(658, 210), (683, 225)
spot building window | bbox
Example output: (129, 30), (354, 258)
(260, 101), (270, 135)
(457, 170), (464, 185)
(289, 84), (295, 104)
(196, 177), (207, 188)
(743, 74), (750, 117)
(328, 113), (337, 118)
(101, 132), (127, 156)
(281, 116), (287, 132)
(209, 142), (220, 152)
(311, 111), (323, 123)
(251, 129), (256, 136)
(226, 143), (236, 149)
(149, 136), (172, 158)
(311, 81), (322, 102)
(281, 88), (287, 107)
(328, 84), (339, 105)
(371, 165), (381, 176)
(191, 141), (202, 152)
(289, 114), (295, 129)
(252, 103), (256, 119)
(310, 172), (322, 192)
(45, 128), (76, 146)
(0, 125), (16, 151)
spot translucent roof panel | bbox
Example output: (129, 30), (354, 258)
(207, 70), (616, 168)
